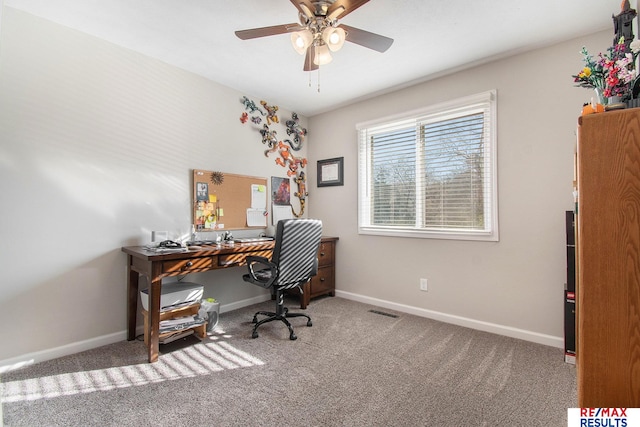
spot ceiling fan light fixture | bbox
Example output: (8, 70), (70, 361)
(322, 26), (346, 52)
(235, 1), (394, 72)
(313, 43), (333, 65)
(291, 29), (313, 55)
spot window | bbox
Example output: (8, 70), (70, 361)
(357, 90), (498, 241)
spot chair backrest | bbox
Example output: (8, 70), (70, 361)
(271, 218), (323, 290)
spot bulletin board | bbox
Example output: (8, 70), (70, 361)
(192, 169), (268, 231)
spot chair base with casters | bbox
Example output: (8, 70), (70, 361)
(251, 287), (312, 340)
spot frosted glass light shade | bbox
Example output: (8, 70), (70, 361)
(291, 30), (313, 55)
(313, 44), (333, 65)
(322, 27), (346, 52)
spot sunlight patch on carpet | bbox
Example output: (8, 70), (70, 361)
(0, 342), (264, 403)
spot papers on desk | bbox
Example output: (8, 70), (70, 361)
(144, 245), (188, 253)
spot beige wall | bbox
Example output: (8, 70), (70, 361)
(307, 30), (612, 345)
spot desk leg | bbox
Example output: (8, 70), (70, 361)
(299, 282), (310, 309)
(147, 276), (162, 363)
(126, 260), (139, 341)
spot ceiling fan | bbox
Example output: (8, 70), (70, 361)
(235, 0), (394, 71)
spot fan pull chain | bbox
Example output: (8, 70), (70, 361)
(317, 68), (320, 93)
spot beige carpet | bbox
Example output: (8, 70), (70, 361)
(1, 296), (576, 426)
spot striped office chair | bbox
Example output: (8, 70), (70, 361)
(243, 218), (322, 340)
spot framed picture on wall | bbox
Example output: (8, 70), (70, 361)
(317, 157), (344, 187)
(271, 176), (290, 205)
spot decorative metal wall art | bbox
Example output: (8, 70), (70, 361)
(292, 171), (307, 218)
(239, 96), (310, 217)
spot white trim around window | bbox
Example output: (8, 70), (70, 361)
(356, 90), (498, 241)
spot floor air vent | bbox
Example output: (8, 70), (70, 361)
(369, 309), (399, 318)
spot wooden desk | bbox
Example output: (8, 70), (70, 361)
(122, 237), (337, 363)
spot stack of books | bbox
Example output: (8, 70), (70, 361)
(159, 315), (205, 333)
(158, 315), (206, 344)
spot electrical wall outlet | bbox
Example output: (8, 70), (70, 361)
(420, 278), (428, 291)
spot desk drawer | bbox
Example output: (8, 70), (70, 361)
(218, 250), (272, 267)
(163, 257), (215, 274)
(318, 241), (334, 267)
(311, 266), (334, 296)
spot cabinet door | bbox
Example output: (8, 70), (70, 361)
(577, 110), (640, 407)
(311, 266), (334, 296)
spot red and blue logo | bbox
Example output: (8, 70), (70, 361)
(568, 408), (639, 427)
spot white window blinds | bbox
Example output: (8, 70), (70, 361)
(357, 90), (498, 241)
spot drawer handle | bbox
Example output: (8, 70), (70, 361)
(320, 252), (325, 256)
(320, 277), (325, 282)
(183, 261), (193, 270)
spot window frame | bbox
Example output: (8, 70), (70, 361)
(356, 90), (498, 241)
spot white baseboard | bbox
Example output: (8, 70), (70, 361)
(0, 331), (126, 374)
(335, 290), (564, 349)
(219, 294), (271, 314)
(0, 292), (561, 373)
(0, 295), (272, 374)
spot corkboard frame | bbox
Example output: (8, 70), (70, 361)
(192, 169), (268, 231)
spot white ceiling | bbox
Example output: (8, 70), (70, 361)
(4, 0), (619, 116)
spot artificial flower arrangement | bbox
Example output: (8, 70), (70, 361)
(573, 37), (640, 103)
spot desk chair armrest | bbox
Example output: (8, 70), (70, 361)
(244, 255), (277, 289)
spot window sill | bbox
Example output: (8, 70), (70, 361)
(358, 227), (499, 242)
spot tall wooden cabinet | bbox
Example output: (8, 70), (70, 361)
(576, 109), (640, 407)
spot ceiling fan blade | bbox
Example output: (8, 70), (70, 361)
(326, 5), (346, 21)
(339, 24), (393, 52)
(327, 0), (370, 20)
(235, 23), (301, 40)
(303, 45), (319, 71)
(290, 0), (316, 19)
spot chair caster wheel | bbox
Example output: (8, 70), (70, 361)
(289, 333), (297, 340)
(307, 320), (312, 327)
(252, 331), (259, 339)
